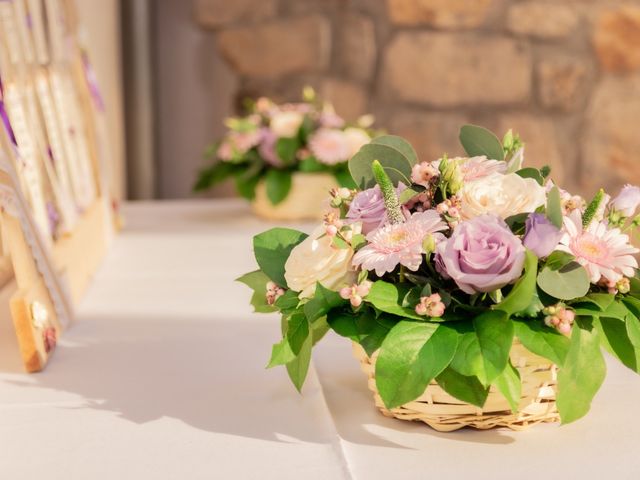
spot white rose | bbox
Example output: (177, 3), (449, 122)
(343, 128), (371, 157)
(270, 111), (304, 138)
(284, 225), (359, 298)
(459, 173), (546, 220)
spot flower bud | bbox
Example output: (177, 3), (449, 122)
(422, 234), (437, 255)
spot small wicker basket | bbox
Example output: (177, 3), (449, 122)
(353, 340), (559, 431)
(252, 172), (337, 221)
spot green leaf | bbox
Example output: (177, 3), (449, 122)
(545, 251), (575, 271)
(299, 157), (327, 172)
(236, 270), (276, 313)
(436, 367), (489, 408)
(286, 333), (312, 393)
(286, 313), (310, 354)
(265, 169), (292, 205)
(235, 171), (261, 200)
(303, 282), (346, 322)
(266, 338), (295, 368)
(193, 161), (237, 191)
(496, 250), (538, 316)
(274, 289), (300, 314)
(348, 142), (414, 189)
(513, 319), (570, 365)
(449, 311), (514, 386)
(621, 297), (640, 347)
(275, 137), (299, 165)
(371, 135), (418, 165)
(537, 262), (590, 300)
(556, 318), (607, 424)
(398, 187), (422, 205)
(311, 316), (330, 345)
(596, 316), (640, 373)
(333, 167), (357, 189)
(473, 310), (514, 386)
(493, 361), (521, 413)
(366, 281), (425, 320)
(253, 228), (308, 287)
(546, 186), (563, 229)
(459, 125), (505, 161)
(515, 168), (544, 185)
(376, 322), (458, 409)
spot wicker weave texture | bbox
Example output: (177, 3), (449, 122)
(353, 341), (559, 431)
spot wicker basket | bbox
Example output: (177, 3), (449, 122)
(353, 340), (559, 431)
(252, 172), (337, 221)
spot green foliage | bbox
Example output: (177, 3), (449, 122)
(274, 289), (300, 314)
(193, 161), (237, 192)
(537, 262), (590, 300)
(493, 361), (521, 413)
(544, 251), (575, 271)
(333, 167), (357, 189)
(275, 137), (300, 165)
(327, 308), (396, 356)
(546, 186), (563, 229)
(436, 367), (489, 408)
(236, 270), (276, 313)
(303, 282), (346, 322)
(515, 168), (544, 185)
(596, 316), (640, 373)
(265, 169), (292, 205)
(556, 318), (606, 424)
(267, 338), (295, 368)
(284, 312), (313, 392)
(298, 157), (327, 172)
(348, 138), (415, 189)
(449, 311), (513, 387)
(366, 281), (425, 320)
(459, 125), (505, 161)
(375, 322), (458, 409)
(496, 250), (538, 316)
(253, 228), (308, 287)
(398, 187), (422, 205)
(513, 319), (570, 365)
(371, 135), (418, 165)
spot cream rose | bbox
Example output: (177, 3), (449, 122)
(270, 110), (304, 138)
(459, 173), (546, 220)
(284, 224), (359, 298)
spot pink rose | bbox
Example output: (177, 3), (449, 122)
(435, 214), (526, 294)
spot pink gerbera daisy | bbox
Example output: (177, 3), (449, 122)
(352, 210), (448, 276)
(557, 210), (639, 283)
(309, 128), (351, 165)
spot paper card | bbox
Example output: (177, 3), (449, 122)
(3, 82), (53, 244)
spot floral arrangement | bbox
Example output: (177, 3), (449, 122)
(240, 124), (640, 425)
(194, 88), (375, 205)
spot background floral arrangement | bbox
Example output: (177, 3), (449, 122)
(194, 88), (376, 205)
(240, 124), (640, 424)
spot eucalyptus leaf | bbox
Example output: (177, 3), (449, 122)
(556, 318), (606, 424)
(348, 142), (413, 189)
(371, 135), (418, 165)
(253, 228), (308, 287)
(459, 125), (505, 161)
(376, 322), (459, 409)
(537, 262), (590, 300)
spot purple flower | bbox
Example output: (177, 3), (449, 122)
(435, 214), (526, 294)
(258, 128), (283, 167)
(523, 213), (562, 258)
(611, 184), (640, 217)
(346, 183), (407, 234)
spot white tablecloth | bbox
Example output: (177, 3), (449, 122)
(1, 200), (640, 479)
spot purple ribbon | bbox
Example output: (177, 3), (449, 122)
(0, 75), (17, 146)
(81, 51), (105, 112)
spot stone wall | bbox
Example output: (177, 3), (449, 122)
(194, 0), (640, 196)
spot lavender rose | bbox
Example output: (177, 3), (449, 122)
(436, 214), (526, 294)
(346, 183), (407, 234)
(523, 213), (562, 258)
(611, 184), (640, 217)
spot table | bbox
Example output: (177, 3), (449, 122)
(1, 200), (640, 479)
